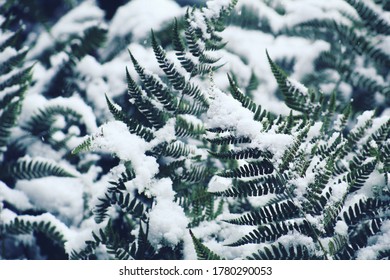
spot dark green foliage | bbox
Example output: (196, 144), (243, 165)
(126, 68), (170, 130)
(207, 50), (390, 259)
(344, 0), (390, 35)
(279, 1), (389, 112)
(189, 230), (224, 260)
(0, 216), (65, 244)
(219, 160), (274, 178)
(105, 94), (154, 141)
(2, 0), (389, 261)
(4, 157), (75, 180)
(249, 243), (321, 260)
(228, 74), (272, 123)
(0, 28), (31, 152)
(24, 105), (85, 145)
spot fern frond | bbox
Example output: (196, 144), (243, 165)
(151, 31), (186, 90)
(228, 219), (312, 246)
(225, 200), (299, 226)
(71, 135), (93, 155)
(1, 216), (66, 245)
(175, 116), (205, 139)
(0, 100), (22, 150)
(279, 125), (310, 172)
(227, 74), (270, 122)
(24, 104), (82, 138)
(128, 51), (178, 111)
(0, 47), (28, 76)
(219, 160), (274, 178)
(345, 159), (376, 194)
(267, 50), (321, 115)
(294, 19), (390, 68)
(249, 242), (318, 260)
(105, 94), (154, 141)
(214, 175), (287, 197)
(207, 134), (251, 145)
(0, 65), (32, 92)
(345, 0), (390, 35)
(126, 67), (169, 129)
(209, 147), (272, 160)
(70, 24), (107, 60)
(5, 157), (76, 180)
(179, 165), (208, 183)
(349, 218), (382, 250)
(162, 141), (192, 158)
(189, 230), (224, 260)
(342, 198), (386, 226)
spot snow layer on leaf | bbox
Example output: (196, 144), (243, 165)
(208, 176), (232, 192)
(206, 87), (260, 132)
(357, 220), (390, 260)
(148, 178), (189, 247)
(92, 121), (159, 194)
(0, 181), (32, 211)
(28, 1), (105, 59)
(108, 0), (182, 41)
(15, 177), (84, 226)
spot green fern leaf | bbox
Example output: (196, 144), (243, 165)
(345, 0), (390, 35)
(215, 174), (287, 197)
(219, 160), (274, 178)
(225, 200), (299, 226)
(126, 67), (169, 129)
(227, 74), (270, 122)
(6, 157), (76, 180)
(105, 94), (154, 141)
(189, 230), (224, 260)
(249, 242), (318, 260)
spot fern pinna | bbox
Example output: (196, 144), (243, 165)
(70, 0), (238, 259)
(204, 51), (390, 260)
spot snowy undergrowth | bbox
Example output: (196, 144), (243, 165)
(1, 0), (389, 260)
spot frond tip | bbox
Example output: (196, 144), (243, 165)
(189, 230), (224, 260)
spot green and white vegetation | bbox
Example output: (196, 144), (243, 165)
(0, 0), (389, 260)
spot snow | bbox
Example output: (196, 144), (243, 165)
(0, 181), (32, 211)
(208, 175), (232, 192)
(148, 179), (189, 247)
(15, 177), (84, 226)
(206, 87), (261, 132)
(92, 121), (159, 194)
(108, 0), (183, 42)
(356, 220), (390, 260)
(28, 1), (105, 59)
(334, 220), (348, 236)
(2, 0), (390, 261)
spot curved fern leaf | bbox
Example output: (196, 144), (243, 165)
(6, 157), (76, 179)
(215, 174), (287, 197)
(1, 216), (66, 245)
(227, 74), (270, 122)
(249, 242), (318, 260)
(228, 219), (312, 246)
(225, 200), (299, 226)
(209, 147), (272, 160)
(219, 160), (274, 178)
(105, 94), (154, 141)
(126, 67), (169, 129)
(345, 0), (390, 35)
(189, 230), (224, 260)
(128, 50), (178, 111)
